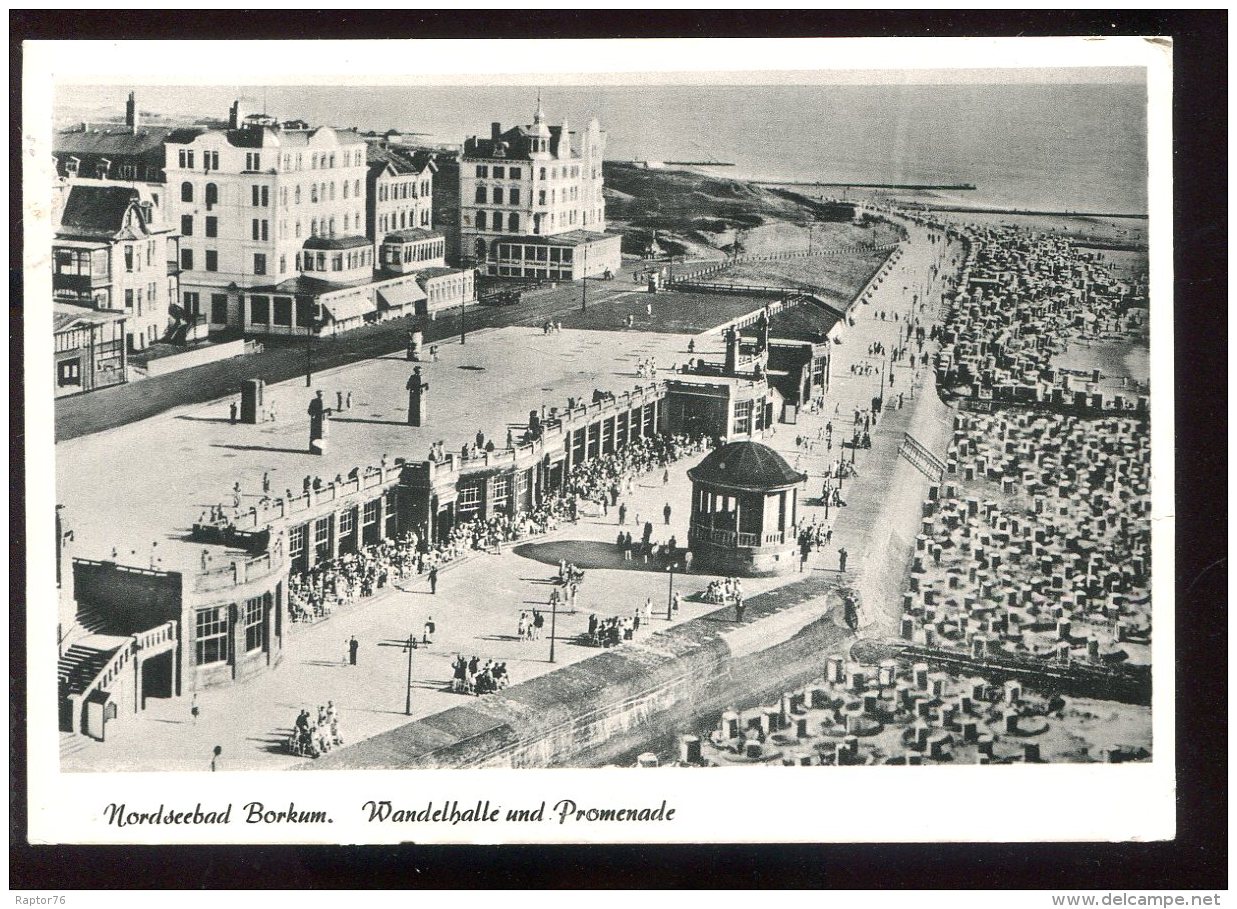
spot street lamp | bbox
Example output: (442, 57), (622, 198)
(580, 245), (589, 311)
(549, 593), (558, 664)
(666, 561), (677, 620)
(305, 308), (324, 387)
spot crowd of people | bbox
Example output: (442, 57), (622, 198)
(286, 702), (344, 758)
(451, 655), (510, 695)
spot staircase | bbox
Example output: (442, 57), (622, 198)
(57, 634), (131, 732)
(898, 432), (947, 482)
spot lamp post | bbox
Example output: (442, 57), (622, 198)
(580, 245), (589, 311)
(666, 561), (676, 620)
(459, 291), (466, 345)
(404, 632), (414, 715)
(549, 594), (558, 664)
(304, 308), (323, 387)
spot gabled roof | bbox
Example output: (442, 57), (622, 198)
(57, 184), (145, 239)
(54, 126), (180, 158)
(366, 144), (437, 176)
(54, 303), (126, 333)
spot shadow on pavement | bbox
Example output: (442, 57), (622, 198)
(512, 539), (684, 574)
(211, 443), (313, 456)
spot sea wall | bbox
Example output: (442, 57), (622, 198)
(309, 386), (957, 772)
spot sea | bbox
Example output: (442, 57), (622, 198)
(55, 80), (1148, 215)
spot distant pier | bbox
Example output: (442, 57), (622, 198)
(756, 180), (978, 191)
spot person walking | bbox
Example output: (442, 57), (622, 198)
(229, 401), (238, 424)
(211, 745), (222, 772)
(424, 616), (435, 645)
(518, 612), (528, 641)
(428, 566), (438, 594)
(663, 502), (672, 525)
(191, 693), (200, 724)
(734, 596), (745, 623)
(349, 635), (359, 665)
(618, 502), (627, 525)
(663, 468), (670, 486)
(838, 547), (848, 573)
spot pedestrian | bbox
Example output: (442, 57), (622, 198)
(533, 610), (545, 640)
(229, 401), (238, 423)
(684, 550), (693, 573)
(428, 566), (438, 594)
(211, 745), (222, 772)
(735, 596), (745, 623)
(663, 502), (672, 525)
(672, 591), (681, 615)
(518, 612), (528, 640)
(269, 400), (277, 422)
(336, 390), (343, 411)
(191, 693), (200, 724)
(349, 635), (359, 665)
(618, 503), (627, 525)
(262, 472), (271, 495)
(424, 616), (435, 645)
(839, 547), (848, 573)
(346, 391), (353, 409)
(663, 468), (670, 486)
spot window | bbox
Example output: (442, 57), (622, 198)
(733, 400), (754, 435)
(539, 167), (546, 180)
(508, 167), (521, 180)
(205, 216), (217, 238)
(244, 597), (264, 652)
(205, 183), (218, 208)
(180, 182), (193, 202)
(475, 211), (487, 231)
(184, 291), (200, 315)
(254, 254), (267, 276)
(124, 246), (134, 272)
(294, 185), (301, 205)
(538, 189), (546, 205)
(493, 187), (504, 205)
(475, 185), (486, 204)
(289, 524), (305, 560)
(273, 296), (292, 326)
(58, 359), (81, 385)
(210, 293), (228, 324)
(342, 181), (350, 199)
(339, 508), (355, 536)
(124, 289), (133, 309)
(313, 515), (332, 561)
(245, 152), (262, 171)
(493, 474), (512, 505)
(180, 215), (193, 236)
(181, 248), (193, 270)
(509, 187), (520, 205)
(250, 295), (269, 323)
(508, 213), (519, 232)
(475, 165), (488, 178)
(457, 484), (482, 513)
(205, 250), (218, 272)
(329, 182), (335, 201)
(204, 150), (219, 171)
(362, 499), (380, 527)
(194, 607), (228, 666)
(278, 255), (286, 274)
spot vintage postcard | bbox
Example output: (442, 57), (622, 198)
(22, 35), (1175, 845)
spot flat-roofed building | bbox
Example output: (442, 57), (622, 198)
(53, 303), (128, 395)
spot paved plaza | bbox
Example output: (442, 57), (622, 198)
(59, 222), (957, 771)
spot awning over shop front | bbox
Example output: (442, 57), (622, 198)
(377, 282), (427, 311)
(323, 294), (376, 323)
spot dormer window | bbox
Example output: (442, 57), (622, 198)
(65, 157), (79, 177)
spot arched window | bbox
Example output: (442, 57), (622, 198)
(476, 211), (487, 231)
(475, 185), (486, 204)
(508, 213), (519, 232)
(181, 182), (194, 203)
(205, 183), (218, 207)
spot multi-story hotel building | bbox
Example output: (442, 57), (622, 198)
(164, 109), (474, 336)
(459, 102), (620, 280)
(366, 144), (436, 242)
(163, 114), (371, 331)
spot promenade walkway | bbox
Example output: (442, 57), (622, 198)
(59, 223), (960, 772)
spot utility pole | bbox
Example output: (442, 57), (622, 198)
(459, 293), (466, 345)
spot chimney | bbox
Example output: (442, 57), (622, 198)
(491, 122), (501, 140)
(126, 91), (139, 134)
(724, 327), (739, 374)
